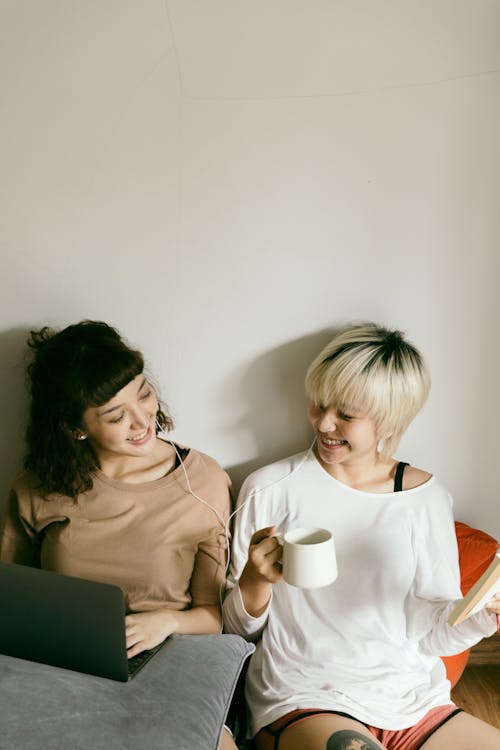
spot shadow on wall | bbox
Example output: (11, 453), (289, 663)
(0, 327), (32, 505)
(226, 328), (335, 496)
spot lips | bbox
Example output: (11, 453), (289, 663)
(320, 436), (347, 446)
(127, 427), (151, 443)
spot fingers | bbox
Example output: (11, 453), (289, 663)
(126, 631), (147, 658)
(124, 610), (177, 658)
(127, 640), (147, 658)
(125, 616), (145, 654)
(485, 592), (500, 615)
(247, 525), (283, 584)
(249, 533), (281, 563)
(250, 526), (278, 546)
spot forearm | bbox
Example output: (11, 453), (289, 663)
(160, 604), (222, 635)
(419, 601), (497, 656)
(239, 565), (273, 617)
(125, 604), (222, 657)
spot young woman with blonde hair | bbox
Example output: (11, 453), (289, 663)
(223, 322), (500, 750)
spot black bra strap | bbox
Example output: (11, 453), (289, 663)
(173, 445), (190, 469)
(394, 461), (409, 492)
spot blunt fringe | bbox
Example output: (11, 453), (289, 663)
(24, 320), (173, 499)
(305, 322), (431, 458)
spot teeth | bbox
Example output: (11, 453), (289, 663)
(323, 438), (346, 446)
(128, 429), (148, 442)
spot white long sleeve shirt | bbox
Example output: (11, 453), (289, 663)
(223, 450), (497, 735)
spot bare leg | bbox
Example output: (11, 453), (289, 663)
(219, 726), (238, 750)
(419, 710), (500, 749)
(279, 714), (387, 750)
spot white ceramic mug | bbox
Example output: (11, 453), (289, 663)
(282, 527), (338, 589)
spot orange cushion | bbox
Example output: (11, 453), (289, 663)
(454, 521), (499, 593)
(441, 521), (499, 687)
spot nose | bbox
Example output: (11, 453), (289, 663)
(317, 409), (337, 433)
(130, 406), (149, 429)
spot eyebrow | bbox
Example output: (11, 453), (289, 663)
(97, 377), (147, 416)
(337, 401), (360, 415)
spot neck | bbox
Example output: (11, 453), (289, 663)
(95, 437), (175, 483)
(314, 446), (393, 492)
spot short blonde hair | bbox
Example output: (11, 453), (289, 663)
(305, 323), (431, 457)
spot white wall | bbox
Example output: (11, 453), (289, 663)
(1, 1), (499, 538)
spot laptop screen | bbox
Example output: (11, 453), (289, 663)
(0, 562), (130, 681)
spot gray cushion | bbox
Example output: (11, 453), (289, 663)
(0, 633), (254, 750)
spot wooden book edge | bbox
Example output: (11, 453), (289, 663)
(448, 552), (500, 627)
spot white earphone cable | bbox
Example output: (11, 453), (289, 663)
(156, 419), (315, 620)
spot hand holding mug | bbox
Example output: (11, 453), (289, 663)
(239, 526), (283, 617)
(246, 526), (284, 585)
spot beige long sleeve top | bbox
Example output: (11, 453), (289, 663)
(0, 446), (231, 613)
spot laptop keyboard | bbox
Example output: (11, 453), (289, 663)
(127, 642), (164, 676)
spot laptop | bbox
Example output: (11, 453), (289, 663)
(0, 561), (165, 682)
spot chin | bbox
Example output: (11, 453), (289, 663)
(317, 446), (347, 464)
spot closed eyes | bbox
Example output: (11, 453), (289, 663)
(107, 387), (153, 423)
(108, 413), (125, 424)
(315, 403), (355, 421)
(338, 411), (354, 421)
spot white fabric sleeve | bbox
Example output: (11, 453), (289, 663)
(406, 490), (497, 656)
(222, 476), (271, 640)
(223, 582), (271, 641)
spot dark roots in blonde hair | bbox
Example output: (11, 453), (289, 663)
(305, 322), (430, 457)
(24, 320), (173, 499)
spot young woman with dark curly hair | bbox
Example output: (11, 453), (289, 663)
(0, 320), (237, 750)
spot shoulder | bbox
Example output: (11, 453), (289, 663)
(5, 470), (64, 522)
(403, 471), (454, 525)
(240, 450), (311, 496)
(186, 447), (227, 477)
(405, 476), (457, 552)
(182, 447), (232, 497)
(9, 470), (29, 494)
(399, 464), (452, 505)
(392, 460), (452, 511)
(9, 470), (45, 500)
(401, 464), (433, 491)
(10, 470), (76, 505)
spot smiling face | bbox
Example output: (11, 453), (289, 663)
(305, 324), (431, 462)
(308, 400), (379, 470)
(81, 374), (159, 464)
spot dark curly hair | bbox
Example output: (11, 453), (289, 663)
(24, 320), (173, 499)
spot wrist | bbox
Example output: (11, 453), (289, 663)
(239, 566), (273, 618)
(159, 607), (179, 634)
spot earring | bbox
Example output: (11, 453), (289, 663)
(74, 432), (87, 440)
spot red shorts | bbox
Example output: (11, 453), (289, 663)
(254, 705), (462, 750)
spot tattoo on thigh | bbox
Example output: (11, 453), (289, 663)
(326, 729), (380, 750)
